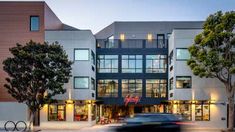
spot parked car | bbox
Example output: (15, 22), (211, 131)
(115, 113), (184, 132)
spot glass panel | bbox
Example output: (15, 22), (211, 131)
(98, 79), (118, 97)
(97, 55), (118, 73)
(176, 49), (190, 60)
(74, 105), (88, 121)
(74, 77), (89, 89)
(30, 16), (39, 31)
(75, 50), (89, 60)
(195, 104), (202, 121)
(203, 105), (210, 121)
(57, 105), (65, 121)
(121, 55), (142, 73)
(49, 105), (57, 121)
(176, 76), (191, 89)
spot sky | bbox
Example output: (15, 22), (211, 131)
(1, 0), (235, 33)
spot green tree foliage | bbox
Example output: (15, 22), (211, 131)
(3, 40), (72, 130)
(187, 11), (235, 131)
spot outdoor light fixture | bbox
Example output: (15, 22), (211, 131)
(120, 33), (125, 41)
(147, 33), (153, 42)
(65, 99), (75, 104)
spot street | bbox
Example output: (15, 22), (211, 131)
(39, 124), (222, 132)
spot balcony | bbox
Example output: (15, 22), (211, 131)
(96, 39), (168, 49)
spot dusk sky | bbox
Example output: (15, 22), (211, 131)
(2, 0), (235, 33)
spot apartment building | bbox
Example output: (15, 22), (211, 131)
(95, 21), (203, 121)
(0, 1), (233, 130)
(0, 1), (96, 129)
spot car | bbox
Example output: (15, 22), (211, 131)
(115, 113), (183, 132)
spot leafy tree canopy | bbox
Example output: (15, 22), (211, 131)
(3, 40), (72, 112)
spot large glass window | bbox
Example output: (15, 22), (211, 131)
(98, 79), (118, 97)
(74, 104), (88, 121)
(30, 16), (39, 31)
(75, 49), (89, 61)
(176, 76), (192, 89)
(122, 55), (142, 73)
(122, 79), (142, 97)
(195, 103), (210, 121)
(97, 55), (118, 73)
(146, 79), (167, 98)
(176, 48), (190, 60)
(175, 104), (192, 121)
(48, 104), (66, 121)
(74, 77), (89, 89)
(146, 55), (167, 73)
(157, 34), (165, 48)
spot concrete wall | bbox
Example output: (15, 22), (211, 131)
(0, 102), (28, 128)
(45, 30), (96, 100)
(95, 21), (203, 39)
(168, 29), (228, 129)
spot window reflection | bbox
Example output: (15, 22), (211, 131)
(97, 55), (118, 73)
(122, 79), (142, 97)
(122, 55), (142, 73)
(48, 104), (66, 121)
(98, 79), (118, 97)
(146, 55), (167, 73)
(146, 79), (167, 98)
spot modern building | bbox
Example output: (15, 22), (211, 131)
(95, 21), (203, 120)
(0, 1), (233, 130)
(0, 1), (96, 129)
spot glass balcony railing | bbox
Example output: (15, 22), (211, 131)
(96, 39), (168, 49)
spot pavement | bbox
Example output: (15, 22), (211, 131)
(0, 124), (225, 132)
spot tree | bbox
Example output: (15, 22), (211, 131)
(3, 40), (72, 131)
(187, 11), (235, 131)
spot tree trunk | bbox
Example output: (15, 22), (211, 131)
(228, 96), (234, 132)
(28, 110), (35, 132)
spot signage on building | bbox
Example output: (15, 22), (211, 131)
(124, 94), (141, 106)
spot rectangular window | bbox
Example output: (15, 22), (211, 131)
(157, 34), (166, 48)
(30, 16), (39, 31)
(74, 49), (89, 61)
(97, 55), (118, 73)
(74, 104), (88, 121)
(146, 55), (167, 73)
(122, 55), (142, 73)
(91, 78), (95, 90)
(169, 78), (173, 90)
(175, 104), (192, 121)
(91, 50), (95, 65)
(98, 79), (118, 97)
(176, 76), (192, 89)
(122, 79), (142, 97)
(74, 77), (89, 89)
(169, 51), (173, 65)
(48, 104), (66, 121)
(176, 48), (190, 60)
(146, 79), (167, 98)
(195, 103), (210, 121)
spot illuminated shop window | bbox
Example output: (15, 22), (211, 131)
(195, 103), (210, 121)
(175, 104), (192, 121)
(74, 104), (88, 121)
(48, 104), (66, 121)
(98, 79), (118, 97)
(146, 79), (167, 98)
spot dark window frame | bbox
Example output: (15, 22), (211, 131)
(146, 55), (167, 73)
(91, 78), (95, 90)
(146, 79), (167, 98)
(97, 79), (118, 97)
(91, 50), (95, 65)
(74, 76), (89, 89)
(122, 55), (143, 73)
(74, 48), (90, 61)
(157, 34), (166, 48)
(30, 16), (40, 31)
(122, 79), (142, 97)
(195, 102), (210, 121)
(97, 55), (118, 73)
(48, 104), (66, 121)
(176, 76), (192, 89)
(169, 77), (173, 90)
